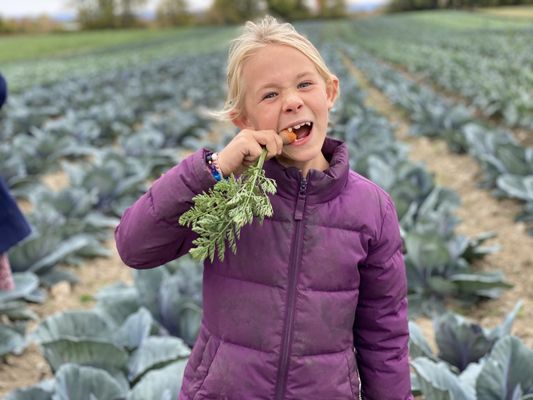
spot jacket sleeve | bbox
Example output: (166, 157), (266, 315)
(115, 148), (216, 269)
(353, 195), (412, 400)
(0, 177), (32, 254)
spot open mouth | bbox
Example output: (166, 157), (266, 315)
(286, 121), (313, 141)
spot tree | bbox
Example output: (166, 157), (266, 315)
(98, 0), (117, 27)
(71, 0), (146, 29)
(208, 0), (266, 24)
(72, 0), (116, 29)
(316, 0), (347, 18)
(116, 0), (147, 27)
(267, 0), (311, 20)
(156, 0), (192, 26)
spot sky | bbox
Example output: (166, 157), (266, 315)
(0, 0), (209, 18)
(0, 0), (386, 18)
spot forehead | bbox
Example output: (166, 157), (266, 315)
(241, 45), (319, 89)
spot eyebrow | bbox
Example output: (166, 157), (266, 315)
(256, 71), (314, 94)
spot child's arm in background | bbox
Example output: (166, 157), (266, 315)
(115, 149), (215, 269)
(353, 195), (412, 400)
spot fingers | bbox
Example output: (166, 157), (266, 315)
(252, 130), (283, 159)
(218, 128), (284, 176)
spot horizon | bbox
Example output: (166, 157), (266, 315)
(0, 0), (389, 19)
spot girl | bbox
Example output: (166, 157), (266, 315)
(115, 16), (412, 400)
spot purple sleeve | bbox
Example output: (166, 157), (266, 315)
(115, 148), (216, 269)
(354, 195), (412, 400)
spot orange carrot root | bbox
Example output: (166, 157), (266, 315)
(280, 129), (297, 145)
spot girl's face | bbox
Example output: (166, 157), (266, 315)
(234, 44), (339, 176)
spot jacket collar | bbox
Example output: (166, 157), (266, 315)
(264, 137), (349, 204)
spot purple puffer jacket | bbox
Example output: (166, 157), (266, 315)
(115, 137), (412, 400)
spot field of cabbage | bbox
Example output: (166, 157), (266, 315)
(341, 11), (533, 131)
(1, 10), (532, 400)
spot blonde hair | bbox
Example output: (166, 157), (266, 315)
(213, 15), (338, 122)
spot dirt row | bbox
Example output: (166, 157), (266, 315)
(343, 57), (533, 351)
(375, 56), (533, 147)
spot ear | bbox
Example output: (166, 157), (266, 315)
(326, 75), (340, 109)
(230, 109), (252, 130)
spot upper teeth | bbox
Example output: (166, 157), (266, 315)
(287, 121), (311, 132)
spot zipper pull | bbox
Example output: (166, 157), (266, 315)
(294, 178), (307, 220)
(299, 178), (307, 197)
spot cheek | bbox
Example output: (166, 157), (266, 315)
(254, 106), (278, 127)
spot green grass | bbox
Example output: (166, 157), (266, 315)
(1, 25), (237, 91)
(0, 27), (195, 63)
(396, 9), (532, 30)
(476, 5), (533, 20)
(79, 293), (95, 303)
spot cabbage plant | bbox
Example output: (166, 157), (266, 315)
(404, 231), (512, 316)
(409, 303), (533, 399)
(0, 272), (40, 358)
(497, 175), (533, 236)
(4, 258), (201, 399)
(63, 150), (147, 217)
(412, 336), (533, 400)
(10, 307), (191, 400)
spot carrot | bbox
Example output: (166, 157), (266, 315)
(280, 129), (297, 145)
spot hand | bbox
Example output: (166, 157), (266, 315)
(0, 253), (15, 291)
(217, 129), (284, 176)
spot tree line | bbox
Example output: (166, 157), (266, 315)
(73, 0), (348, 29)
(388, 0), (532, 12)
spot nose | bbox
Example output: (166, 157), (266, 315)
(282, 91), (303, 113)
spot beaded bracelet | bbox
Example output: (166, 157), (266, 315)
(205, 151), (224, 182)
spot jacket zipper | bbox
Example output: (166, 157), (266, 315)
(275, 178), (307, 400)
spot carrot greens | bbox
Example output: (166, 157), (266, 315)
(179, 148), (276, 262)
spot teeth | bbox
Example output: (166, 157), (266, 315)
(287, 121), (312, 131)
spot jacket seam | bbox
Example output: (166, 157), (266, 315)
(376, 196), (394, 243)
(300, 286), (357, 293)
(218, 336), (275, 355)
(304, 222), (375, 236)
(202, 324), (275, 355)
(295, 346), (353, 358)
(147, 148), (213, 229)
(192, 339), (221, 400)
(209, 270), (283, 290)
(365, 246), (402, 268)
(344, 351), (357, 399)
(147, 189), (183, 229)
(268, 216), (375, 237)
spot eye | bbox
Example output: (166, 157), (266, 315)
(262, 92), (277, 100)
(298, 81), (312, 89)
